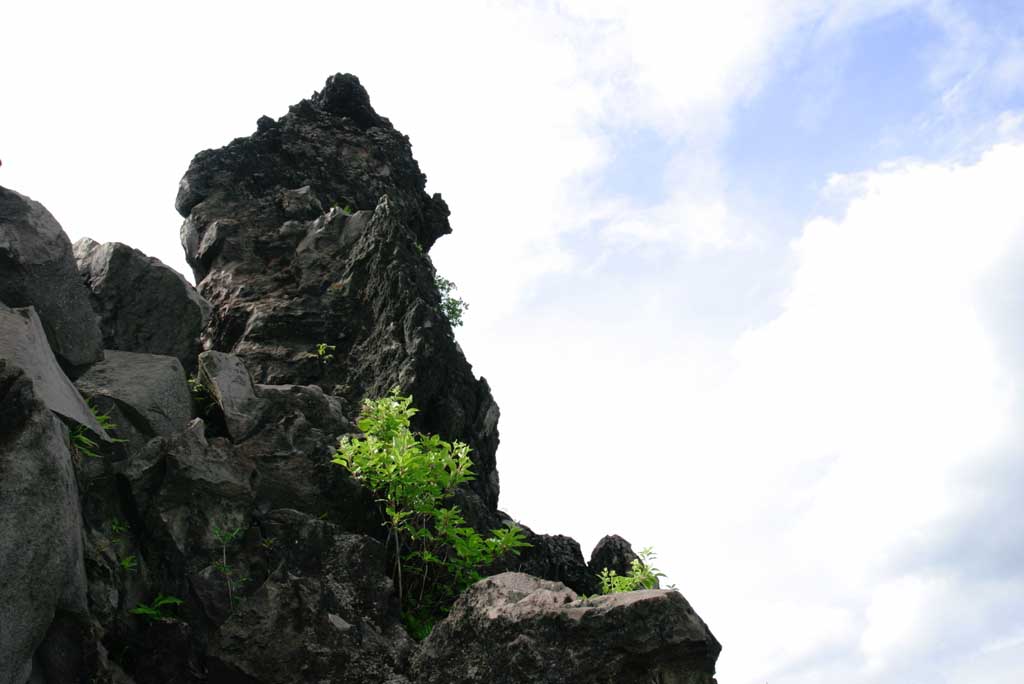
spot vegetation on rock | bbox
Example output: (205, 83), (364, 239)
(598, 547), (666, 594)
(332, 388), (529, 637)
(434, 275), (468, 328)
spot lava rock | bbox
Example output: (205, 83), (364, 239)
(0, 186), (103, 371)
(120, 420), (257, 571)
(197, 350), (268, 441)
(0, 304), (105, 436)
(74, 238), (211, 373)
(207, 509), (412, 684)
(75, 350), (192, 451)
(0, 362), (90, 684)
(589, 534), (643, 580)
(411, 573), (721, 684)
(174, 75), (500, 510)
(500, 530), (601, 597)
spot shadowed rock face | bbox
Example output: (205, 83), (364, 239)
(0, 361), (89, 684)
(175, 74), (500, 510)
(0, 186), (103, 371)
(74, 239), (211, 374)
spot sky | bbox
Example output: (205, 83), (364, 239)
(2, 1), (1024, 682)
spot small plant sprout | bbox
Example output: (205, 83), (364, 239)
(212, 525), (247, 608)
(130, 593), (183, 621)
(120, 555), (139, 573)
(598, 547), (666, 594)
(69, 401), (126, 459)
(189, 374), (215, 417)
(315, 343), (336, 364)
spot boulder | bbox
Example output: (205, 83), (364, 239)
(197, 350), (267, 441)
(0, 304), (105, 436)
(74, 350), (192, 453)
(501, 530), (600, 596)
(0, 186), (103, 370)
(0, 361), (90, 684)
(175, 74), (501, 511)
(207, 509), (412, 684)
(411, 573), (721, 684)
(589, 534), (642, 580)
(74, 239), (211, 373)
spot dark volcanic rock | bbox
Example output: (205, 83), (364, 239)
(411, 573), (721, 684)
(502, 530), (600, 597)
(0, 186), (103, 370)
(197, 350), (268, 441)
(0, 361), (90, 684)
(207, 510), (412, 684)
(74, 238), (211, 372)
(0, 304), (105, 436)
(75, 349), (192, 450)
(175, 75), (500, 510)
(589, 534), (642, 579)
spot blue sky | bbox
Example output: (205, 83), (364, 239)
(3, 2), (1024, 683)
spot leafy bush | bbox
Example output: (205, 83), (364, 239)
(598, 547), (666, 594)
(332, 388), (529, 637)
(434, 275), (468, 327)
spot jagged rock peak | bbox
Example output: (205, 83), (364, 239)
(173, 73), (499, 510)
(174, 72), (451, 255)
(309, 73), (389, 129)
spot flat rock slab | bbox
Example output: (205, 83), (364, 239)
(0, 186), (103, 369)
(0, 304), (105, 435)
(74, 238), (210, 373)
(75, 349), (191, 440)
(411, 572), (721, 684)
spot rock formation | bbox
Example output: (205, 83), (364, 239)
(0, 187), (103, 372)
(74, 239), (211, 373)
(0, 74), (720, 684)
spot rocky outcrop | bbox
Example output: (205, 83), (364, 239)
(74, 239), (211, 373)
(0, 361), (90, 684)
(0, 74), (720, 684)
(175, 74), (501, 511)
(0, 186), (103, 371)
(411, 573), (721, 684)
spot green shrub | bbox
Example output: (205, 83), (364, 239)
(599, 547), (666, 594)
(332, 388), (529, 637)
(434, 275), (468, 327)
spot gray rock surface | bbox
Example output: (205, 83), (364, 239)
(74, 349), (192, 449)
(175, 74), (501, 511)
(197, 350), (267, 441)
(0, 304), (105, 436)
(0, 186), (103, 370)
(207, 510), (412, 684)
(411, 573), (721, 684)
(74, 239), (210, 372)
(0, 361), (90, 684)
